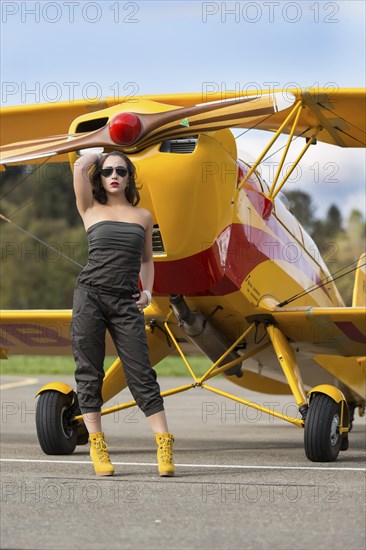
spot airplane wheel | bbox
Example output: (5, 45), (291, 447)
(304, 393), (343, 462)
(36, 391), (78, 455)
(76, 425), (89, 446)
(69, 392), (89, 446)
(348, 402), (356, 432)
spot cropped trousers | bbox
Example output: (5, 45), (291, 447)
(71, 284), (164, 417)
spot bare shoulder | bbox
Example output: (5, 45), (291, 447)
(137, 208), (153, 229)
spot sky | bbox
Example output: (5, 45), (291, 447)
(1, 0), (365, 220)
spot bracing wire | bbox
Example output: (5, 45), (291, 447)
(233, 111), (276, 140)
(1, 155), (85, 269)
(278, 259), (365, 307)
(0, 213), (84, 269)
(318, 102), (366, 136)
(0, 156), (51, 201)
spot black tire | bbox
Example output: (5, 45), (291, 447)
(304, 393), (343, 462)
(76, 424), (89, 446)
(348, 402), (356, 432)
(36, 391), (78, 455)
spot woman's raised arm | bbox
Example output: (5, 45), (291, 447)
(73, 153), (101, 215)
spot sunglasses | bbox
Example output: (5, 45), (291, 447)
(101, 166), (128, 178)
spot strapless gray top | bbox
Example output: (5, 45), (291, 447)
(77, 221), (145, 294)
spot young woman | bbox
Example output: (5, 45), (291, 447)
(71, 151), (174, 477)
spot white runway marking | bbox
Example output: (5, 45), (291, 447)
(0, 378), (38, 390)
(1, 458), (365, 472)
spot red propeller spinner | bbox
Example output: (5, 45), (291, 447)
(108, 112), (142, 146)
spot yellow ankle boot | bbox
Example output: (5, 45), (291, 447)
(155, 433), (175, 477)
(89, 432), (115, 476)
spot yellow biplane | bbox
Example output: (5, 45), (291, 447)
(1, 88), (365, 462)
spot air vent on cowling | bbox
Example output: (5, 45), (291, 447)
(160, 137), (198, 154)
(75, 118), (109, 133)
(152, 225), (165, 255)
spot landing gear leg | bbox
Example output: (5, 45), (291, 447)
(265, 324), (349, 462)
(266, 324), (308, 414)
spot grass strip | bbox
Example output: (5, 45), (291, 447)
(0, 354), (213, 377)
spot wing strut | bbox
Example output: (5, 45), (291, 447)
(237, 99), (320, 201)
(271, 129), (319, 199)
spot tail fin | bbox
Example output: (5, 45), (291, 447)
(352, 253), (366, 307)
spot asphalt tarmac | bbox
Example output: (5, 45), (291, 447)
(1, 375), (365, 550)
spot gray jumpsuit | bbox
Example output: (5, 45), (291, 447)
(71, 220), (164, 416)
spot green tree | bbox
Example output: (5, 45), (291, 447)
(335, 209), (366, 305)
(1, 162), (85, 308)
(311, 204), (344, 255)
(285, 190), (317, 233)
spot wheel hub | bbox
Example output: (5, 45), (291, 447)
(330, 413), (340, 446)
(60, 405), (74, 439)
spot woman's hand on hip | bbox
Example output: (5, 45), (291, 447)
(132, 292), (149, 312)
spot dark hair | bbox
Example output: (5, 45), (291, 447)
(90, 151), (140, 206)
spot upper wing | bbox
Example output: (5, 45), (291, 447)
(1, 88), (364, 164)
(0, 94), (282, 163)
(271, 306), (366, 357)
(256, 87), (365, 148)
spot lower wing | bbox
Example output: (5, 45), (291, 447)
(0, 303), (175, 362)
(269, 306), (365, 398)
(271, 306), (366, 357)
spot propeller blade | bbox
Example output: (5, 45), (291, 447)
(0, 94), (288, 164)
(0, 127), (110, 164)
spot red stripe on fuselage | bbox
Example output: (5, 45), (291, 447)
(154, 178), (329, 298)
(153, 222), (267, 295)
(154, 222), (326, 299)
